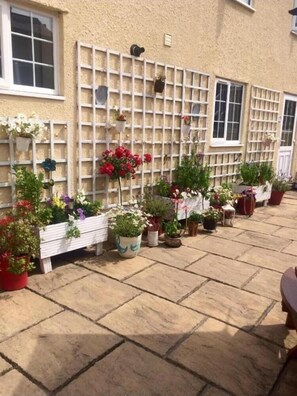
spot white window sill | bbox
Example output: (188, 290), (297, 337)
(210, 143), (244, 148)
(0, 90), (65, 101)
(231, 0), (255, 12)
(291, 30), (297, 37)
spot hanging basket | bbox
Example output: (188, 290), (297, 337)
(15, 136), (31, 152)
(115, 120), (126, 133)
(181, 124), (191, 141)
(154, 79), (165, 93)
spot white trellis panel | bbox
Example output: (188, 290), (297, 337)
(204, 151), (242, 185)
(247, 85), (281, 163)
(77, 42), (210, 207)
(0, 121), (71, 209)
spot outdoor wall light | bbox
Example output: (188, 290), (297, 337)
(289, 7), (297, 15)
(130, 44), (145, 57)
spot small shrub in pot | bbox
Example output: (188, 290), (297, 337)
(269, 178), (290, 205)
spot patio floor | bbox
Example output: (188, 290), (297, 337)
(1, 193), (297, 395)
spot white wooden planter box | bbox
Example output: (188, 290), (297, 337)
(232, 183), (272, 203)
(38, 214), (108, 274)
(159, 195), (210, 220)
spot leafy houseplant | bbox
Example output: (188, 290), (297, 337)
(188, 212), (202, 237)
(164, 218), (182, 247)
(269, 177), (290, 205)
(155, 176), (171, 197)
(143, 193), (171, 234)
(0, 202), (39, 290)
(109, 206), (150, 258)
(98, 146), (152, 205)
(202, 207), (221, 231)
(0, 113), (46, 151)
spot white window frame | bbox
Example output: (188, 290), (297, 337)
(232, 0), (255, 11)
(292, 0), (297, 33)
(211, 78), (244, 146)
(0, 0), (59, 95)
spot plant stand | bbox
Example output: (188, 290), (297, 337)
(38, 214), (108, 273)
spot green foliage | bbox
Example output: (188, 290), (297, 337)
(155, 177), (171, 197)
(164, 218), (181, 238)
(202, 207), (221, 221)
(188, 212), (202, 223)
(51, 206), (68, 224)
(7, 256), (35, 275)
(109, 206), (149, 238)
(74, 200), (101, 217)
(272, 178), (291, 192)
(239, 162), (275, 185)
(144, 196), (171, 219)
(175, 152), (210, 196)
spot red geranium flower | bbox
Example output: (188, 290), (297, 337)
(144, 153), (152, 163)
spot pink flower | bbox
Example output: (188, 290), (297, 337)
(144, 153), (152, 163)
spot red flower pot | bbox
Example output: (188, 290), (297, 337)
(237, 197), (256, 216)
(269, 191), (284, 205)
(0, 254), (29, 291)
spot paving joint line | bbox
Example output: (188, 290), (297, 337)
(176, 279), (210, 304)
(240, 267), (262, 289)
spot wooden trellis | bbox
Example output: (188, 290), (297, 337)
(205, 151), (242, 185)
(77, 42), (210, 207)
(247, 85), (281, 163)
(0, 121), (71, 209)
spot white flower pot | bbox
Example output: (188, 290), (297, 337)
(224, 218), (233, 226)
(116, 234), (142, 258)
(232, 183), (272, 203)
(181, 124), (191, 141)
(115, 120), (126, 133)
(147, 231), (158, 247)
(15, 136), (31, 151)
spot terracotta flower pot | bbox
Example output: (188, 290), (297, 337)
(0, 254), (29, 291)
(203, 218), (217, 231)
(237, 196), (256, 216)
(269, 191), (284, 205)
(188, 221), (198, 236)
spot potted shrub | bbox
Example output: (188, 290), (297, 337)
(209, 184), (234, 210)
(154, 74), (166, 93)
(187, 212), (202, 236)
(164, 218), (182, 247)
(181, 116), (191, 141)
(232, 162), (274, 204)
(143, 193), (171, 235)
(13, 166), (108, 274)
(0, 202), (38, 291)
(109, 205), (149, 258)
(237, 189), (256, 216)
(202, 207), (221, 231)
(0, 113), (46, 152)
(269, 178), (291, 205)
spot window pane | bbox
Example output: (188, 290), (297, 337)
(35, 64), (54, 88)
(281, 100), (296, 147)
(33, 14), (53, 41)
(235, 86), (243, 103)
(11, 7), (31, 36)
(0, 30), (2, 78)
(12, 35), (32, 61)
(34, 40), (53, 64)
(13, 61), (33, 85)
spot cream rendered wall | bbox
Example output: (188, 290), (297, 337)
(1, 0), (297, 194)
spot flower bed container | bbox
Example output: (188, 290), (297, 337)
(158, 195), (209, 221)
(232, 182), (272, 204)
(38, 214), (108, 273)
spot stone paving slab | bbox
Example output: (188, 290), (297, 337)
(273, 226), (297, 240)
(74, 249), (155, 280)
(202, 385), (232, 396)
(186, 253), (258, 288)
(243, 269), (282, 301)
(211, 226), (245, 240)
(238, 246), (295, 273)
(125, 263), (206, 302)
(0, 370), (47, 396)
(271, 360), (297, 396)
(57, 342), (205, 396)
(236, 231), (291, 251)
(234, 219), (280, 235)
(139, 244), (207, 269)
(169, 317), (286, 396)
(253, 302), (297, 349)
(28, 263), (91, 295)
(47, 273), (140, 320)
(190, 236), (251, 259)
(282, 240), (297, 255)
(0, 311), (122, 391)
(256, 205), (297, 219)
(265, 216), (297, 229)
(0, 289), (62, 342)
(99, 293), (204, 355)
(0, 356), (10, 374)
(281, 198), (297, 205)
(181, 281), (272, 329)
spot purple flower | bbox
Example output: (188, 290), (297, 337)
(77, 208), (86, 220)
(62, 195), (71, 204)
(197, 152), (204, 161)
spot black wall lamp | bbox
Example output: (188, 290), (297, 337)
(130, 44), (145, 57)
(289, 7), (297, 15)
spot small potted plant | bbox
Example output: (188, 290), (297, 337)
(236, 189), (256, 216)
(269, 177), (290, 205)
(143, 194), (171, 235)
(187, 212), (202, 236)
(0, 202), (39, 291)
(202, 207), (221, 231)
(154, 74), (166, 93)
(181, 116), (191, 141)
(109, 205), (149, 258)
(0, 113), (46, 152)
(115, 112), (127, 133)
(164, 218), (182, 247)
